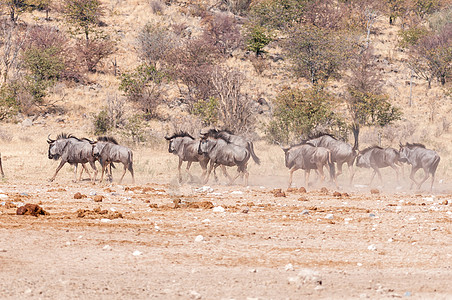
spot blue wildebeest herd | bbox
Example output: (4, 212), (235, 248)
(44, 131), (440, 191)
(47, 133), (134, 184)
(166, 131), (441, 191)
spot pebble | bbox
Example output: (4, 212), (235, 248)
(357, 263), (363, 266)
(195, 186), (213, 193)
(100, 218), (111, 223)
(132, 250), (142, 256)
(189, 290), (202, 299)
(195, 235), (204, 242)
(66, 242), (71, 246)
(89, 191), (97, 196)
(0, 194), (8, 200)
(369, 213), (376, 217)
(212, 206), (225, 213)
(201, 219), (211, 224)
(285, 263), (294, 271)
(368, 244), (377, 251)
(103, 245), (112, 251)
(300, 210), (309, 215)
(231, 191), (244, 195)
(404, 291), (412, 297)
(325, 214), (334, 220)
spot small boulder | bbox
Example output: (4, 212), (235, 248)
(93, 195), (104, 202)
(16, 204), (49, 217)
(74, 192), (86, 199)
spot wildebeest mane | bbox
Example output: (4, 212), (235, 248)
(360, 145), (383, 154)
(405, 142), (426, 149)
(56, 133), (78, 140)
(308, 132), (337, 140)
(166, 132), (194, 140)
(97, 136), (119, 144)
(290, 140), (316, 148)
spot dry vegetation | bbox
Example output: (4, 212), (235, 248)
(0, 0), (451, 298)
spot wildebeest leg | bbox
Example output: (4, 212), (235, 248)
(128, 163), (135, 184)
(0, 153), (4, 177)
(348, 162), (355, 185)
(89, 161), (97, 182)
(185, 161), (194, 182)
(100, 162), (107, 183)
(73, 163), (79, 182)
(336, 163), (343, 178)
(317, 164), (325, 183)
(50, 160), (67, 182)
(229, 167), (244, 185)
(177, 158), (183, 183)
(288, 168), (297, 188)
(389, 163), (400, 185)
(409, 166), (420, 189)
(305, 170), (311, 187)
(118, 163), (128, 184)
(203, 161), (215, 184)
(369, 169), (377, 186)
(80, 163), (93, 182)
(429, 170), (435, 192)
(417, 167), (431, 190)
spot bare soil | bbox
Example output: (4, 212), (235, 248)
(1, 176), (451, 299)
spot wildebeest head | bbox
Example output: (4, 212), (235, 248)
(198, 137), (211, 155)
(399, 143), (410, 163)
(47, 134), (69, 160)
(92, 142), (106, 158)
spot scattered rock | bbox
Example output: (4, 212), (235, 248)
(242, 207), (249, 213)
(285, 263), (294, 271)
(320, 187), (328, 194)
(93, 195), (104, 202)
(299, 187), (307, 193)
(370, 189), (380, 194)
(442, 200), (449, 205)
(325, 214), (334, 220)
(272, 189), (286, 197)
(195, 235), (204, 242)
(289, 268), (322, 286)
(300, 209), (309, 215)
(74, 192), (86, 199)
(212, 206), (225, 213)
(189, 290), (202, 299)
(103, 245), (112, 251)
(16, 204), (49, 217)
(298, 197), (308, 201)
(333, 191), (342, 197)
(367, 244), (377, 251)
(286, 188), (298, 193)
(132, 250), (142, 256)
(77, 208), (122, 219)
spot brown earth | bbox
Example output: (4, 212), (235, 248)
(1, 173), (451, 299)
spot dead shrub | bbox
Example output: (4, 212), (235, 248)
(250, 56), (269, 75)
(150, 0), (164, 14)
(75, 37), (115, 73)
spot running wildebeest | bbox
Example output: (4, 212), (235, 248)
(92, 137), (135, 184)
(355, 146), (403, 186)
(307, 133), (357, 184)
(399, 143), (440, 191)
(282, 142), (336, 188)
(165, 132), (210, 183)
(198, 135), (251, 185)
(201, 129), (260, 165)
(47, 133), (98, 182)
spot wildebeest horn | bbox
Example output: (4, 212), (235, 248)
(164, 135), (171, 140)
(47, 134), (55, 144)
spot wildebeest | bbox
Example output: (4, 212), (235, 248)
(355, 146), (403, 186)
(399, 143), (440, 191)
(92, 137), (135, 184)
(201, 129), (260, 165)
(282, 142), (335, 188)
(198, 135), (251, 185)
(47, 133), (98, 182)
(165, 132), (210, 183)
(307, 133), (357, 184)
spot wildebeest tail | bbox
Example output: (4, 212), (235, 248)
(430, 155), (440, 175)
(247, 142), (260, 165)
(328, 151), (335, 181)
(127, 151), (134, 173)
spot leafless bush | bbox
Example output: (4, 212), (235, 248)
(106, 93), (125, 128)
(201, 12), (242, 56)
(150, 0), (164, 14)
(171, 22), (189, 38)
(75, 37), (115, 73)
(137, 23), (177, 67)
(442, 116), (450, 132)
(166, 38), (219, 104)
(211, 66), (255, 134)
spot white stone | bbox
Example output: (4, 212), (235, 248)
(367, 244), (377, 251)
(103, 245), (112, 251)
(100, 218), (111, 223)
(285, 263), (294, 271)
(132, 250), (142, 256)
(231, 191), (244, 195)
(212, 206), (225, 213)
(195, 235), (204, 242)
(325, 214), (334, 220)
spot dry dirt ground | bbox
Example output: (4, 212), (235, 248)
(0, 127), (451, 299)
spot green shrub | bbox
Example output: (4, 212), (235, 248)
(245, 25), (272, 57)
(192, 97), (218, 126)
